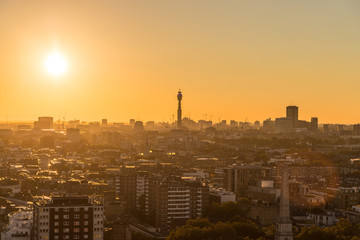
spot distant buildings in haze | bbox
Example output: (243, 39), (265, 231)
(275, 106), (318, 133)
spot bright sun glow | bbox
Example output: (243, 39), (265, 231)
(44, 53), (68, 76)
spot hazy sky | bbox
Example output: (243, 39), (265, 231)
(0, 0), (359, 124)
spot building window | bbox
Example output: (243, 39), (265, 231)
(84, 235), (88, 239)
(74, 214), (80, 219)
(73, 236), (80, 239)
(74, 221), (80, 226)
(63, 236), (69, 239)
(84, 228), (88, 232)
(64, 208), (70, 212)
(54, 215), (59, 219)
(64, 215), (69, 219)
(74, 208), (80, 212)
(74, 228), (80, 232)
(54, 229), (59, 233)
(84, 214), (88, 219)
(63, 222), (69, 226)
(54, 222), (59, 226)
(84, 221), (88, 226)
(63, 228), (69, 233)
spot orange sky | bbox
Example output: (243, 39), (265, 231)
(0, 1), (359, 124)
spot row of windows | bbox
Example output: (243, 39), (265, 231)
(54, 228), (89, 233)
(168, 205), (189, 208)
(168, 193), (190, 196)
(38, 207), (91, 212)
(168, 201), (189, 204)
(167, 214), (190, 217)
(60, 207), (88, 212)
(54, 235), (88, 239)
(54, 214), (88, 219)
(54, 221), (88, 226)
(169, 188), (189, 191)
(168, 196), (189, 200)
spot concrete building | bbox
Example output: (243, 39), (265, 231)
(129, 119), (135, 128)
(115, 174), (138, 213)
(308, 212), (336, 227)
(275, 118), (294, 133)
(101, 119), (107, 126)
(67, 128), (81, 143)
(32, 195), (104, 240)
(286, 106), (298, 126)
(134, 121), (144, 132)
(223, 165), (271, 197)
(275, 164), (294, 240)
(331, 187), (360, 209)
(275, 106), (317, 133)
(230, 120), (238, 127)
(1, 208), (33, 240)
(248, 180), (281, 204)
(354, 124), (360, 135)
(311, 117), (318, 132)
(209, 188), (236, 204)
(34, 117), (54, 130)
(155, 180), (209, 233)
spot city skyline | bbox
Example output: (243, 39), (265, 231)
(0, 93), (354, 126)
(2, 1), (360, 240)
(1, 1), (360, 124)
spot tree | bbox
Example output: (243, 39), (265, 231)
(231, 221), (263, 239)
(205, 202), (248, 223)
(296, 219), (360, 240)
(167, 218), (264, 240)
(214, 221), (236, 240)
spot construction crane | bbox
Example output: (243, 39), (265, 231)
(62, 112), (67, 131)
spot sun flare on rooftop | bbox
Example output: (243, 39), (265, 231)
(44, 53), (68, 76)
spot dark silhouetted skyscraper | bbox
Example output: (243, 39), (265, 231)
(311, 117), (318, 132)
(177, 90), (182, 128)
(286, 106), (298, 127)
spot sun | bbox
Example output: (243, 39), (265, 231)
(44, 53), (68, 76)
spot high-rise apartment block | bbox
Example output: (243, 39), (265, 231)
(115, 172), (209, 233)
(155, 180), (209, 233)
(32, 196), (104, 240)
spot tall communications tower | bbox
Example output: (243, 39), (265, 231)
(177, 89), (182, 128)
